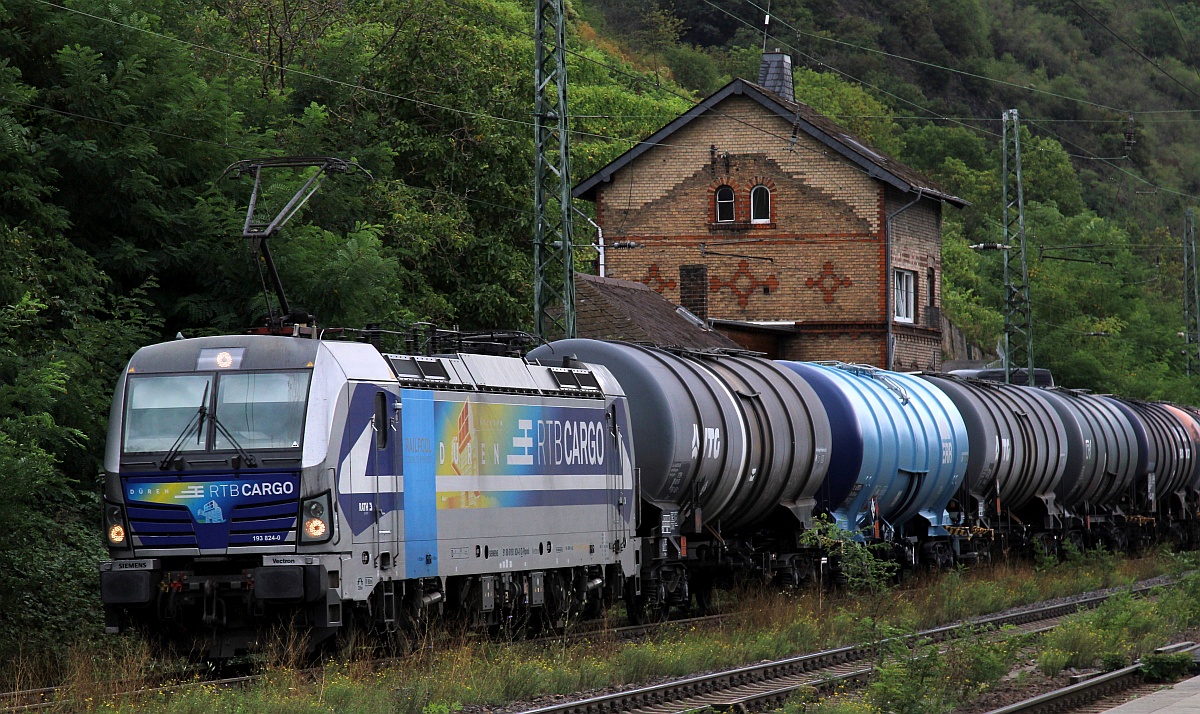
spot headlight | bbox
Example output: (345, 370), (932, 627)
(299, 492), (333, 544)
(304, 518), (327, 538)
(105, 502), (130, 549)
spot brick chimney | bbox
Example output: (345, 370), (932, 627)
(758, 51), (794, 103)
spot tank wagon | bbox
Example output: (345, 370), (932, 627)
(99, 335), (1200, 655)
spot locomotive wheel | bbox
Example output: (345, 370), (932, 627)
(542, 572), (573, 632)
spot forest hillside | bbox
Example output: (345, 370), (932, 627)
(2, 0), (1199, 663)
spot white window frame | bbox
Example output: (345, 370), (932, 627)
(894, 269), (915, 324)
(750, 185), (771, 223)
(715, 186), (735, 223)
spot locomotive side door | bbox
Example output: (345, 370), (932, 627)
(343, 384), (380, 549)
(373, 388), (401, 569)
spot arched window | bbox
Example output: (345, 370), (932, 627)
(750, 185), (771, 223)
(715, 186), (735, 223)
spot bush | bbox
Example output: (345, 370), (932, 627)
(1141, 652), (1194, 682)
(1038, 649), (1070, 676)
(1039, 593), (1169, 671)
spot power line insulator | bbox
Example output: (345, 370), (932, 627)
(1124, 115), (1136, 152)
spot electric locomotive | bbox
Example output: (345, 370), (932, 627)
(99, 334), (639, 656)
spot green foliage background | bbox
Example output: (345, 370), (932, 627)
(4, 0), (1200, 666)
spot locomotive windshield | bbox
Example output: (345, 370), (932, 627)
(122, 371), (311, 453)
(123, 375), (213, 453)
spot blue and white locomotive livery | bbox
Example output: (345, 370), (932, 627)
(99, 335), (637, 656)
(100, 334), (1200, 655)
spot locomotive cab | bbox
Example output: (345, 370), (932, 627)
(99, 336), (351, 655)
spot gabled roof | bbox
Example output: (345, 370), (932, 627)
(574, 78), (968, 207)
(574, 273), (741, 349)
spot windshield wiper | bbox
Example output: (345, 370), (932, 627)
(208, 413), (258, 469)
(159, 382), (209, 470)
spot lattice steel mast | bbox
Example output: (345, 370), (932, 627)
(1184, 208), (1200, 375)
(1001, 109), (1034, 384)
(533, 0), (575, 339)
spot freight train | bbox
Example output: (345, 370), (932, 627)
(98, 334), (1200, 656)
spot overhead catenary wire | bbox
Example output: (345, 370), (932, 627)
(739, 0), (1134, 115)
(1024, 116), (1200, 201)
(0, 91), (542, 217)
(30, 0), (1200, 207)
(1067, 0), (1200, 105)
(718, 0), (1200, 202)
(0, 96), (249, 150)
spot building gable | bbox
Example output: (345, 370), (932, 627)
(575, 79), (966, 208)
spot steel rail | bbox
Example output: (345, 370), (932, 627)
(517, 583), (1163, 714)
(981, 642), (1199, 714)
(0, 612), (729, 713)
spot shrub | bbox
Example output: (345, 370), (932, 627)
(1141, 652), (1194, 682)
(1038, 648), (1070, 676)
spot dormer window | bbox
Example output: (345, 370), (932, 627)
(751, 185), (771, 223)
(715, 186), (735, 223)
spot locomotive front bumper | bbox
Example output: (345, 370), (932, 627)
(99, 559), (160, 606)
(99, 557), (341, 635)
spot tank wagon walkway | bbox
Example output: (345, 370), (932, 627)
(1102, 674), (1200, 712)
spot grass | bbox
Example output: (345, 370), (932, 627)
(9, 548), (1190, 713)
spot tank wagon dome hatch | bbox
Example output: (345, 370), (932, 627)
(947, 367), (1055, 388)
(527, 339), (832, 531)
(779, 363), (968, 540)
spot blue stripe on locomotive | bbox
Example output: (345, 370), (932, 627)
(402, 389), (438, 579)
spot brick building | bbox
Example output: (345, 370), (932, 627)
(574, 53), (967, 369)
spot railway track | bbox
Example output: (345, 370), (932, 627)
(980, 642), (1200, 714)
(517, 584), (1161, 714)
(0, 611), (728, 713)
(0, 581), (1170, 713)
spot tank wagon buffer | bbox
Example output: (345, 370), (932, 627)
(98, 334), (640, 656)
(528, 340), (971, 610)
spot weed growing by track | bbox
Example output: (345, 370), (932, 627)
(15, 550), (1186, 712)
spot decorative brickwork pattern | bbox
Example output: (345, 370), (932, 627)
(587, 91), (951, 368)
(805, 261), (853, 303)
(639, 264), (677, 293)
(709, 260), (781, 308)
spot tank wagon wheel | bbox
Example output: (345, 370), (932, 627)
(624, 579), (671, 625)
(690, 574), (716, 616)
(1063, 530), (1086, 557)
(1187, 522), (1200, 551)
(1032, 532), (1059, 561)
(922, 541), (957, 570)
